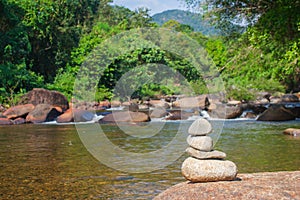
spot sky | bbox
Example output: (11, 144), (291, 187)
(112, 0), (189, 15)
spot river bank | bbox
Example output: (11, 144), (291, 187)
(1, 88), (300, 125)
(154, 170), (300, 200)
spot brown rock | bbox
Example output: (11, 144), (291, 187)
(12, 117), (26, 125)
(0, 118), (12, 125)
(281, 94), (299, 102)
(26, 104), (62, 123)
(186, 147), (226, 159)
(154, 171), (300, 200)
(56, 109), (73, 123)
(57, 109), (94, 123)
(244, 112), (257, 119)
(181, 157), (238, 183)
(19, 88), (69, 111)
(172, 95), (209, 109)
(209, 104), (243, 119)
(3, 104), (35, 119)
(101, 111), (150, 123)
(164, 110), (193, 120)
(257, 105), (296, 121)
(150, 107), (168, 118)
(111, 100), (122, 107)
(283, 128), (300, 136)
(149, 100), (170, 109)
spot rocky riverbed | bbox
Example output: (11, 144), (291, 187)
(1, 88), (300, 125)
(154, 171), (300, 200)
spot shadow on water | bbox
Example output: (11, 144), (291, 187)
(0, 120), (299, 199)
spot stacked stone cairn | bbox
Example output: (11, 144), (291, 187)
(181, 118), (238, 182)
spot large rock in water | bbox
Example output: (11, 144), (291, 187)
(56, 109), (94, 123)
(181, 157), (238, 183)
(283, 128), (300, 136)
(101, 111), (150, 123)
(19, 88), (69, 111)
(209, 104), (243, 119)
(281, 94), (299, 102)
(257, 105), (296, 121)
(26, 104), (62, 123)
(0, 118), (13, 125)
(3, 104), (35, 119)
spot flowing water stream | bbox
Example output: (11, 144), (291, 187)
(0, 120), (299, 199)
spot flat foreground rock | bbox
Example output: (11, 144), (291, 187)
(154, 171), (300, 200)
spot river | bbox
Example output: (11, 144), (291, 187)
(0, 119), (300, 199)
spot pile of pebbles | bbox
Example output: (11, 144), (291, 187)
(181, 118), (238, 182)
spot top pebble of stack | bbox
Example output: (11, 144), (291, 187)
(188, 118), (212, 136)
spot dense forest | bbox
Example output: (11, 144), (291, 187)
(0, 0), (299, 106)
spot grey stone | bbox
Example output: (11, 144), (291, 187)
(188, 118), (212, 136)
(187, 135), (213, 151)
(181, 157), (238, 183)
(186, 147), (226, 159)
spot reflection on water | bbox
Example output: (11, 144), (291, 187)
(0, 120), (299, 199)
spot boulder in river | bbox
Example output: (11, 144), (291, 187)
(283, 128), (300, 136)
(101, 111), (150, 123)
(281, 94), (299, 102)
(3, 104), (35, 119)
(0, 118), (13, 125)
(19, 88), (69, 111)
(56, 109), (94, 123)
(12, 117), (26, 125)
(26, 104), (62, 123)
(208, 104), (243, 119)
(257, 105), (296, 121)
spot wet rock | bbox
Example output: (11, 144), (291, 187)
(73, 109), (94, 122)
(3, 104), (35, 119)
(101, 111), (150, 123)
(149, 100), (170, 109)
(164, 110), (193, 120)
(128, 103), (139, 112)
(0, 118), (13, 125)
(283, 128), (300, 136)
(243, 112), (257, 119)
(26, 104), (62, 123)
(172, 95), (209, 110)
(187, 136), (213, 151)
(281, 94), (299, 102)
(12, 117), (26, 125)
(57, 109), (94, 123)
(150, 107), (167, 118)
(181, 157), (238, 183)
(19, 88), (69, 111)
(257, 105), (296, 121)
(188, 118), (212, 136)
(186, 147), (226, 160)
(209, 104), (243, 119)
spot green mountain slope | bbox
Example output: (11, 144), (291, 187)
(152, 9), (218, 35)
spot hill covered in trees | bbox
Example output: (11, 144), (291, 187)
(152, 9), (218, 35)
